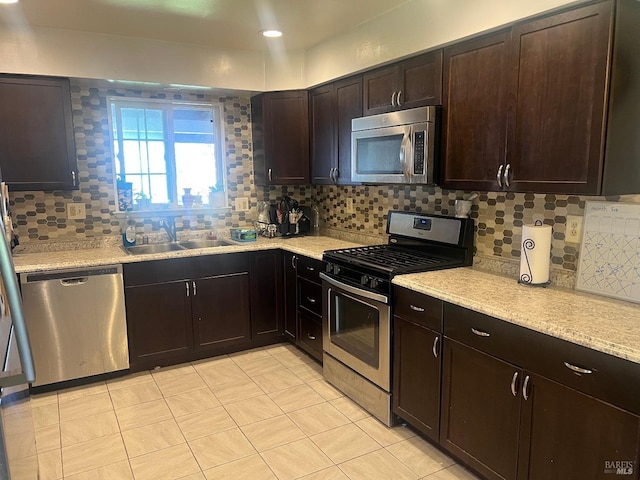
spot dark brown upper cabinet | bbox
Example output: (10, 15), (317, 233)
(441, 1), (613, 194)
(363, 51), (443, 116)
(251, 90), (310, 185)
(0, 75), (78, 191)
(309, 75), (362, 185)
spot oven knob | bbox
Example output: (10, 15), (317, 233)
(370, 277), (379, 289)
(325, 263), (333, 273)
(333, 265), (341, 275)
(360, 275), (369, 285)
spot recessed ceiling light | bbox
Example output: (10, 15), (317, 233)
(261, 30), (282, 38)
(0, 0), (20, 4)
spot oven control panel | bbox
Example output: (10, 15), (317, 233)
(324, 262), (390, 297)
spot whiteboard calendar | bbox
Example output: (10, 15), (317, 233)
(576, 201), (640, 304)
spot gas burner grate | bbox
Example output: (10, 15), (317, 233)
(332, 245), (451, 271)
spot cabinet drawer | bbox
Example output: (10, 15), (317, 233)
(297, 256), (323, 283)
(394, 287), (443, 331)
(444, 303), (640, 416)
(298, 278), (322, 316)
(298, 312), (322, 361)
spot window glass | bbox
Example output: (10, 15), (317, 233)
(109, 99), (225, 210)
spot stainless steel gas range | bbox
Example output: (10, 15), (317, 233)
(321, 210), (474, 426)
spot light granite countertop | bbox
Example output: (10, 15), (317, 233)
(13, 236), (640, 365)
(12, 235), (368, 274)
(394, 269), (640, 365)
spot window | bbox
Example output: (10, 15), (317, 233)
(108, 97), (225, 210)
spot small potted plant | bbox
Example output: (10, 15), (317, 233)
(134, 192), (151, 211)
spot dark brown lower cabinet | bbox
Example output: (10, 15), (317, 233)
(392, 317), (441, 442)
(193, 272), (251, 352)
(125, 279), (193, 366)
(440, 337), (640, 480)
(283, 251), (297, 341)
(124, 251), (282, 371)
(518, 373), (640, 480)
(249, 250), (284, 342)
(440, 339), (521, 480)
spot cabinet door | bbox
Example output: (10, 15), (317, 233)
(392, 317), (441, 442)
(335, 75), (362, 185)
(398, 51), (443, 109)
(192, 273), (251, 352)
(297, 310), (322, 362)
(363, 65), (399, 116)
(258, 91), (310, 185)
(441, 338), (521, 480)
(283, 252), (297, 341)
(441, 31), (511, 191)
(506, 2), (613, 194)
(0, 76), (78, 190)
(250, 250), (284, 341)
(125, 281), (192, 367)
(518, 372), (640, 480)
(310, 84), (336, 184)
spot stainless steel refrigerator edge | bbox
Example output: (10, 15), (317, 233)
(0, 180), (37, 479)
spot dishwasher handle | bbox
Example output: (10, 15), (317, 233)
(60, 277), (89, 286)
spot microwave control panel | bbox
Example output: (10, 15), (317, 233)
(414, 130), (426, 175)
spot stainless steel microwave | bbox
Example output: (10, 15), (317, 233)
(351, 106), (438, 184)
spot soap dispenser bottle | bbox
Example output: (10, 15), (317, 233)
(122, 217), (137, 247)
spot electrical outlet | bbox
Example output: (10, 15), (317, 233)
(235, 197), (249, 212)
(66, 202), (86, 220)
(566, 215), (583, 243)
(346, 198), (355, 215)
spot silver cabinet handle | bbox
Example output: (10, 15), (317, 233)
(71, 171), (77, 186)
(192, 281), (197, 296)
(391, 91), (397, 107)
(504, 163), (511, 187)
(307, 333), (316, 341)
(511, 372), (519, 397)
(397, 90), (402, 107)
(329, 167), (334, 182)
(306, 266), (315, 272)
(268, 168), (273, 182)
(564, 362), (593, 375)
(185, 281), (190, 297)
(306, 297), (317, 304)
(409, 304), (425, 312)
(291, 255), (297, 269)
(432, 336), (439, 358)
(497, 164), (503, 188)
(522, 375), (531, 400)
(471, 327), (490, 337)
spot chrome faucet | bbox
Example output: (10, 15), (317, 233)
(159, 218), (177, 242)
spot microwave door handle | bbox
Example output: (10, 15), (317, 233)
(400, 128), (411, 179)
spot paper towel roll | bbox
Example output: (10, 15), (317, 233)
(519, 223), (552, 285)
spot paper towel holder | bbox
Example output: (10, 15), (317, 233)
(518, 220), (551, 287)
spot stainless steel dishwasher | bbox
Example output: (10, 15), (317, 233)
(20, 264), (129, 386)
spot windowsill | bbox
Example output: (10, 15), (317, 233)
(112, 206), (232, 219)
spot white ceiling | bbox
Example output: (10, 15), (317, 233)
(0, 0), (410, 52)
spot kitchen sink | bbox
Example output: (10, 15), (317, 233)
(178, 239), (233, 249)
(123, 239), (234, 255)
(124, 243), (187, 255)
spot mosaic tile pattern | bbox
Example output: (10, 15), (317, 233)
(8, 78), (618, 274)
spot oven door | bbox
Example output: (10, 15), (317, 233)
(321, 273), (391, 391)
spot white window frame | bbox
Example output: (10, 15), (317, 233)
(107, 96), (227, 212)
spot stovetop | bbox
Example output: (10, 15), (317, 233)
(322, 211), (475, 295)
(324, 245), (459, 275)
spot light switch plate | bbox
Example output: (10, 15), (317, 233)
(235, 197), (249, 212)
(67, 202), (86, 220)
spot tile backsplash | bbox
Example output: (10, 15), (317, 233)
(9, 78), (618, 276)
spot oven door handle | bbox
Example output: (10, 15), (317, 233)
(320, 272), (389, 304)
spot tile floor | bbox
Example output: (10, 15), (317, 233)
(24, 343), (480, 480)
